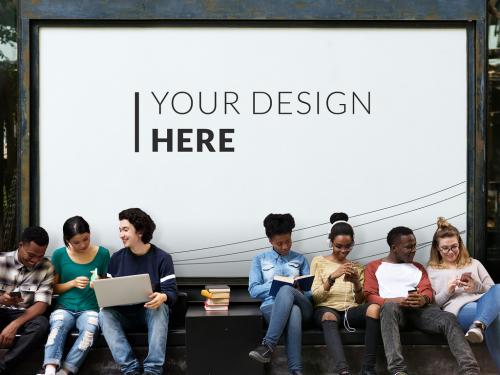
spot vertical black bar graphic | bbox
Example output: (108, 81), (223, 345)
(135, 92), (140, 152)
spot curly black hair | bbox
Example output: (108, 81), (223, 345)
(263, 213), (295, 239)
(119, 208), (156, 244)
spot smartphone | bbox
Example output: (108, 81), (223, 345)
(407, 288), (417, 294)
(9, 291), (22, 298)
(460, 272), (472, 282)
(345, 263), (355, 273)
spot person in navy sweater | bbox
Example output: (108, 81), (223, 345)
(99, 208), (177, 375)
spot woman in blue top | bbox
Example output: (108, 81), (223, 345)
(248, 213), (313, 375)
(41, 216), (110, 375)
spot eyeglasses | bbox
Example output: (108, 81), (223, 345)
(439, 244), (460, 254)
(333, 242), (354, 251)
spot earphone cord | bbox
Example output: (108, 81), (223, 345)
(343, 280), (356, 333)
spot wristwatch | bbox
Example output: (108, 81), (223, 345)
(327, 275), (336, 287)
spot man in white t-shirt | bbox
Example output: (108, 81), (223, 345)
(364, 226), (479, 375)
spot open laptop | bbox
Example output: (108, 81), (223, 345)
(93, 274), (153, 308)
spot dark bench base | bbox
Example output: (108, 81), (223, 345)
(268, 344), (497, 375)
(0, 346), (188, 375)
(0, 328), (497, 375)
(1, 342), (496, 375)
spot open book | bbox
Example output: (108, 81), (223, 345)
(269, 275), (314, 297)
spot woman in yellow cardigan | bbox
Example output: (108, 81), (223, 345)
(311, 212), (380, 375)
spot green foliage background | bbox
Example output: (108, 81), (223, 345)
(0, 0), (18, 251)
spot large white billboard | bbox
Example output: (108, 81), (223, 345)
(39, 27), (467, 276)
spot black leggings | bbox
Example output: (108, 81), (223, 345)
(314, 304), (381, 372)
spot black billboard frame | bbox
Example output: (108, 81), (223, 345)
(17, 1), (488, 282)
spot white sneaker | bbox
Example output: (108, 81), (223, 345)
(465, 322), (484, 343)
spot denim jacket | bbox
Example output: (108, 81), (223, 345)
(248, 248), (310, 308)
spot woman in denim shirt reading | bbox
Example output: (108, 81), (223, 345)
(248, 213), (313, 375)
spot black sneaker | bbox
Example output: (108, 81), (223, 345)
(249, 344), (273, 363)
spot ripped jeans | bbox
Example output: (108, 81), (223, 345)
(43, 309), (100, 374)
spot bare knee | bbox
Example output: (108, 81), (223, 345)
(78, 330), (95, 351)
(321, 312), (337, 322)
(366, 304), (381, 319)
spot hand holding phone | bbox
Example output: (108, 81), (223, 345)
(460, 272), (472, 283)
(0, 292), (22, 306)
(9, 291), (22, 299)
(400, 288), (417, 307)
(407, 288), (418, 295)
(459, 272), (476, 292)
(344, 263), (358, 281)
(404, 289), (426, 308)
(400, 289), (417, 307)
(331, 263), (349, 280)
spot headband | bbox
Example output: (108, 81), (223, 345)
(331, 220), (350, 227)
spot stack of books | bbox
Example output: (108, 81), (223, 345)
(200, 284), (231, 311)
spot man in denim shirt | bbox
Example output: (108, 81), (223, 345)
(248, 213), (312, 375)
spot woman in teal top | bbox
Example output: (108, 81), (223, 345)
(41, 216), (110, 375)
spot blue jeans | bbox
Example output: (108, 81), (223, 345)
(261, 285), (313, 372)
(43, 309), (100, 374)
(99, 304), (169, 375)
(457, 284), (500, 372)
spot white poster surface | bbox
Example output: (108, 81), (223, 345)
(39, 27), (467, 276)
